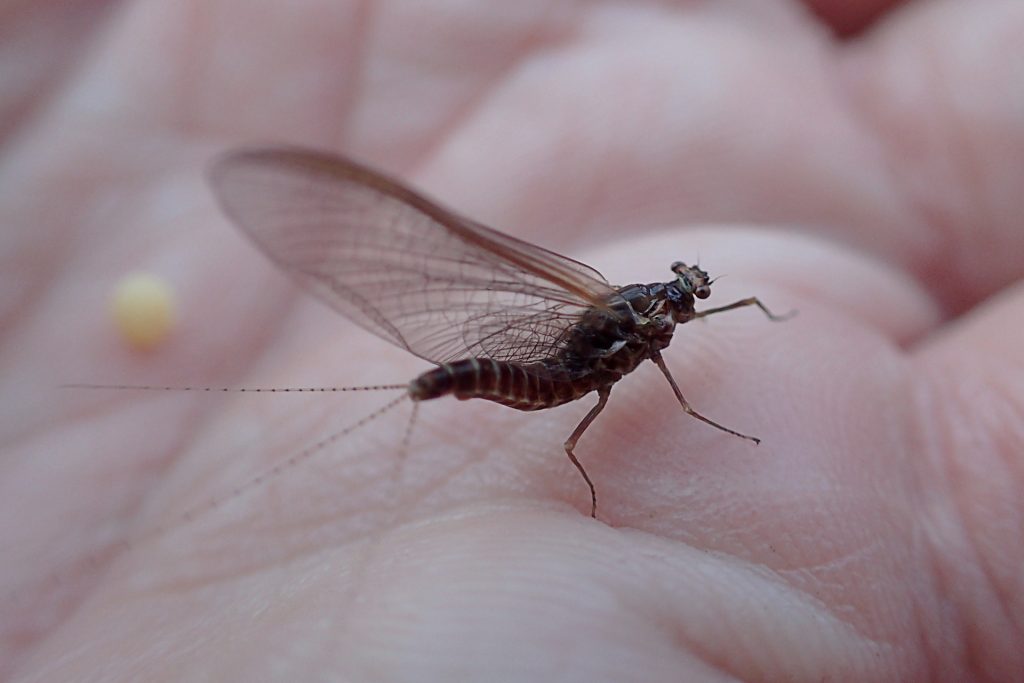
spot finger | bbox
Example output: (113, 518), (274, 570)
(907, 282), (1024, 678)
(423, 2), (1024, 317)
(0, 1), (116, 142)
(838, 1), (1024, 310)
(60, 0), (365, 149)
(62, 0), (566, 167)
(595, 226), (939, 346)
(916, 282), (1024, 368)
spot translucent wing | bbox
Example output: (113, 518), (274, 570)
(209, 148), (621, 365)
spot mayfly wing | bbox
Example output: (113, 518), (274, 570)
(209, 147), (622, 364)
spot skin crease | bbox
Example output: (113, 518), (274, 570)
(1, 0), (1023, 680)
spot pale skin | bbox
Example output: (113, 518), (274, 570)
(2, 1), (1023, 681)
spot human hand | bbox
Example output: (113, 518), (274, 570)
(3, 1), (1022, 681)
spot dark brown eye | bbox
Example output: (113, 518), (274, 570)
(695, 285), (710, 299)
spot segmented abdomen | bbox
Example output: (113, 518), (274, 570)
(409, 358), (595, 411)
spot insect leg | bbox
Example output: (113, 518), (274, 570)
(694, 297), (793, 321)
(651, 353), (760, 444)
(563, 387), (610, 518)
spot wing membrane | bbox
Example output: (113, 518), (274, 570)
(209, 148), (620, 364)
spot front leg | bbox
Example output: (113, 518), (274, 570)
(695, 297), (794, 322)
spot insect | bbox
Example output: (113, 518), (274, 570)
(208, 147), (790, 518)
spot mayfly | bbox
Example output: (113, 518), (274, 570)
(184, 147), (792, 518)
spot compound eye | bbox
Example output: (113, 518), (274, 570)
(694, 285), (711, 299)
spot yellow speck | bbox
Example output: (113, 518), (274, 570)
(110, 272), (177, 351)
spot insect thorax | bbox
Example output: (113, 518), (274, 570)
(557, 280), (691, 374)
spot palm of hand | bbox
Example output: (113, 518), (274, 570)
(3, 2), (1021, 681)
